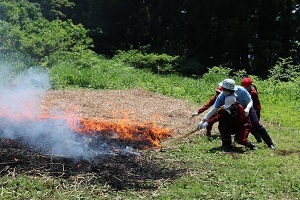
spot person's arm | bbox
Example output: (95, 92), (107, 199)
(242, 106), (252, 131)
(204, 107), (219, 121)
(196, 106), (219, 130)
(196, 93), (225, 130)
(197, 95), (217, 114)
(206, 111), (222, 130)
(241, 88), (253, 117)
(250, 90), (261, 110)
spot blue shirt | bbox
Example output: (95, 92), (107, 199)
(214, 86), (252, 108)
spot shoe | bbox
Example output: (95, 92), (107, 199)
(249, 145), (257, 150)
(269, 144), (276, 150)
(246, 142), (257, 150)
(222, 139), (232, 151)
(223, 145), (233, 151)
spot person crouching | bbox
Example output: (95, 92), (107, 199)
(207, 95), (257, 151)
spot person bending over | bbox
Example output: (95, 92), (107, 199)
(197, 78), (276, 150)
(199, 95), (256, 150)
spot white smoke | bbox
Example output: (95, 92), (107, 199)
(0, 65), (134, 159)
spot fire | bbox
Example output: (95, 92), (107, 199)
(59, 108), (173, 149)
(66, 111), (172, 149)
(0, 103), (173, 149)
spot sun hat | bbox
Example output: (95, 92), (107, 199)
(224, 95), (236, 109)
(241, 77), (253, 87)
(219, 79), (237, 91)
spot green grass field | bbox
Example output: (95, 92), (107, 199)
(1, 55), (299, 199)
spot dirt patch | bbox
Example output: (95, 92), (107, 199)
(42, 88), (199, 137)
(1, 88), (201, 190)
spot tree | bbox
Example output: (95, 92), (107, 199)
(0, 0), (93, 62)
(28, 0), (75, 20)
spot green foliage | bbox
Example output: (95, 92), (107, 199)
(44, 49), (99, 69)
(0, 0), (42, 23)
(44, 0), (300, 77)
(232, 69), (248, 80)
(113, 50), (180, 74)
(49, 55), (229, 104)
(0, 0), (93, 63)
(0, 52), (37, 73)
(200, 66), (231, 84)
(29, 0), (75, 20)
(258, 78), (300, 129)
(268, 57), (300, 82)
(49, 54), (138, 89)
(17, 18), (93, 61)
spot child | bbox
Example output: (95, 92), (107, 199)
(241, 77), (261, 120)
(205, 95), (257, 150)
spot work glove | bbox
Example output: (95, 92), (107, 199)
(196, 120), (208, 130)
(244, 107), (250, 117)
(190, 111), (199, 118)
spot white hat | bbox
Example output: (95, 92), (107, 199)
(219, 79), (237, 91)
(224, 95), (236, 109)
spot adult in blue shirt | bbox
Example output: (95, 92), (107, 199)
(197, 78), (276, 150)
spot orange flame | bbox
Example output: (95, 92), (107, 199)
(69, 115), (172, 149)
(0, 103), (173, 149)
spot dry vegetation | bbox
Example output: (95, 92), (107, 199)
(43, 88), (199, 137)
(1, 88), (202, 190)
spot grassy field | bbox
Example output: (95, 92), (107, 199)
(1, 56), (299, 199)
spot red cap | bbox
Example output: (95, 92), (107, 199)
(216, 85), (222, 93)
(241, 77), (252, 87)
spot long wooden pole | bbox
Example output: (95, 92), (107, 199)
(162, 129), (199, 146)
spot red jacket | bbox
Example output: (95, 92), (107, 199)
(249, 88), (261, 120)
(207, 103), (252, 145)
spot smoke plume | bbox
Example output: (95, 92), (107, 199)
(0, 65), (132, 159)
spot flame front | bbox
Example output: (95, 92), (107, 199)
(0, 102), (173, 149)
(71, 116), (172, 149)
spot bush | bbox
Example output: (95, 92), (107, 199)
(268, 57), (300, 82)
(113, 50), (179, 74)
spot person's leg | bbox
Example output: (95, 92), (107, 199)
(251, 130), (262, 143)
(249, 108), (276, 150)
(234, 129), (256, 150)
(218, 121), (232, 150)
(248, 109), (263, 142)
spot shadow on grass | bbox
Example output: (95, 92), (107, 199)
(206, 134), (247, 154)
(209, 146), (246, 154)
(206, 134), (220, 141)
(0, 138), (186, 191)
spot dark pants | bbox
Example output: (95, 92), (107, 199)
(218, 117), (249, 149)
(249, 108), (274, 146)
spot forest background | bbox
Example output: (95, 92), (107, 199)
(1, 0), (300, 78)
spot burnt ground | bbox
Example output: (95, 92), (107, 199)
(0, 88), (199, 190)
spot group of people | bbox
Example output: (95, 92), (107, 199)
(192, 77), (276, 151)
